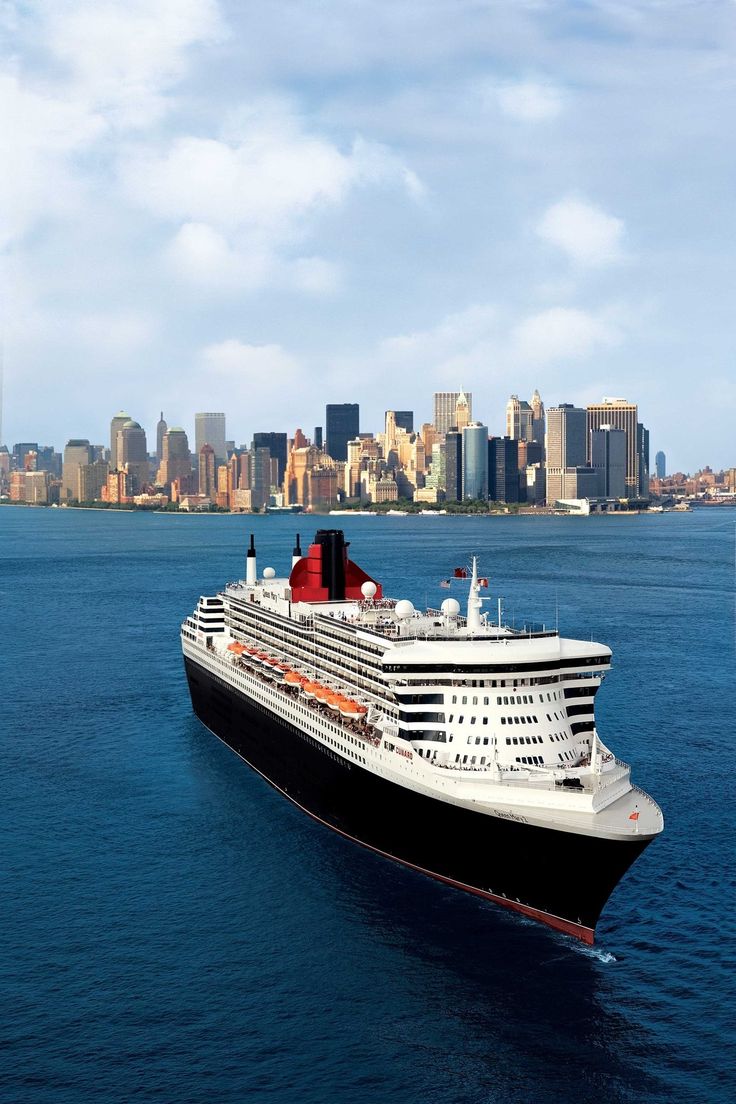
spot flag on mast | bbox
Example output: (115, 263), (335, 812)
(439, 579), (451, 589)
(453, 567), (468, 578)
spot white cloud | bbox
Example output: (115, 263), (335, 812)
(511, 306), (622, 366)
(199, 339), (304, 422)
(536, 197), (625, 266)
(42, 0), (224, 128)
(495, 81), (564, 121)
(122, 107), (421, 233)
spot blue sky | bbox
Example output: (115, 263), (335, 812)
(3, 0), (735, 471)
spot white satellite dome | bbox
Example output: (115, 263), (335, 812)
(361, 581), (377, 598)
(441, 597), (461, 617)
(395, 599), (415, 620)
(262, 567), (276, 579)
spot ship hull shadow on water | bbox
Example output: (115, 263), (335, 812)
(185, 657), (651, 943)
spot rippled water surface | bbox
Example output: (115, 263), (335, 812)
(1, 507), (734, 1103)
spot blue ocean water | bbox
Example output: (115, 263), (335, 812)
(1, 507), (734, 1104)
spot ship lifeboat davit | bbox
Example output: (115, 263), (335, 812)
(338, 700), (368, 719)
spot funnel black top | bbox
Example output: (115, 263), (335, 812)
(315, 529), (348, 600)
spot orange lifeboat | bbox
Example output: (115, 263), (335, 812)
(339, 700), (368, 719)
(284, 671), (302, 685)
(314, 686), (332, 703)
(301, 682), (318, 698)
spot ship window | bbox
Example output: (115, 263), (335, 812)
(506, 738), (511, 745)
(500, 717), (506, 725)
(448, 714), (453, 722)
(503, 696), (509, 704)
(452, 695), (457, 704)
(471, 756), (476, 764)
(482, 717), (488, 725)
(484, 697), (489, 706)
(512, 737), (518, 745)
(462, 755), (468, 764)
(472, 696), (478, 705)
(497, 697), (502, 705)
(471, 717), (476, 725)
(458, 715), (464, 723)
(514, 717), (520, 725)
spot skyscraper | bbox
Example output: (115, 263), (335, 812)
(444, 430), (462, 502)
(586, 399), (639, 499)
(531, 389), (545, 447)
(156, 412), (167, 463)
(325, 404), (359, 462)
(454, 390), (471, 432)
(590, 426), (627, 498)
(195, 413), (226, 463)
(545, 405), (588, 504)
(433, 392), (473, 435)
(157, 427), (192, 490)
(637, 424), (650, 500)
(655, 450), (666, 479)
(117, 420), (149, 491)
(505, 396), (534, 442)
(489, 437), (519, 503)
(252, 432), (288, 484)
(110, 411), (130, 469)
(198, 444), (216, 498)
(62, 439), (92, 501)
(393, 411), (414, 432)
(462, 423), (489, 500)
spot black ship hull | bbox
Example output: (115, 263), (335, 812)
(184, 656), (651, 943)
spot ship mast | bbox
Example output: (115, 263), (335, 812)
(466, 556), (483, 633)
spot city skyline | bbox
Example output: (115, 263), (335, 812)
(4, 2), (736, 471)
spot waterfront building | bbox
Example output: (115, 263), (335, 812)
(104, 469), (133, 504)
(62, 439), (92, 501)
(325, 404), (359, 462)
(591, 426), (627, 499)
(78, 460), (110, 502)
(9, 471), (26, 501)
(637, 424), (650, 500)
(314, 427), (323, 449)
(433, 391), (473, 435)
(545, 405), (587, 505)
(116, 420), (149, 492)
(462, 423), (489, 500)
(421, 422), (440, 458)
(109, 412), (130, 470)
(195, 413), (227, 463)
(586, 398), (640, 499)
(308, 465), (339, 509)
(525, 463), (546, 506)
(655, 450), (666, 479)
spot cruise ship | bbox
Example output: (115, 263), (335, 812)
(182, 529), (663, 943)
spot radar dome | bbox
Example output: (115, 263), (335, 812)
(262, 567), (276, 579)
(361, 581), (377, 599)
(395, 599), (415, 620)
(441, 597), (461, 617)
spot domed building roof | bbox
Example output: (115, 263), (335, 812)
(168, 426), (185, 433)
(122, 419), (142, 430)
